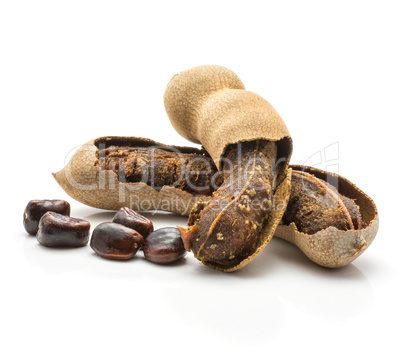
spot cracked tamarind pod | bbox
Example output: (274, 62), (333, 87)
(53, 136), (223, 214)
(283, 170), (364, 235)
(275, 165), (379, 268)
(164, 65), (292, 271)
(54, 134), (379, 268)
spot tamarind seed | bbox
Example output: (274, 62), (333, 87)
(143, 227), (186, 264)
(90, 222), (143, 260)
(37, 211), (90, 247)
(112, 207), (154, 239)
(23, 199), (70, 235)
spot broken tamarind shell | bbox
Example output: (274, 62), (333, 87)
(53, 135), (378, 268)
(164, 65), (292, 271)
(275, 165), (378, 268)
(53, 136), (221, 214)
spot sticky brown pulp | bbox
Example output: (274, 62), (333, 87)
(93, 138), (365, 238)
(282, 170), (363, 235)
(186, 140), (279, 268)
(95, 143), (223, 196)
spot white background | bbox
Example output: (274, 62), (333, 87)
(1, 1), (401, 351)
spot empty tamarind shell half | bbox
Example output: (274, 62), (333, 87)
(274, 165), (379, 268)
(53, 136), (221, 214)
(164, 65), (293, 271)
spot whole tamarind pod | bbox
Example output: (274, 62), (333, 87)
(275, 165), (379, 268)
(53, 136), (222, 214)
(164, 65), (292, 271)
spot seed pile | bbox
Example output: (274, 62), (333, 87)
(23, 200), (186, 265)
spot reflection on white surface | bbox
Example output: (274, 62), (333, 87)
(160, 278), (284, 344)
(267, 240), (373, 325)
(159, 242), (372, 345)
(22, 210), (373, 347)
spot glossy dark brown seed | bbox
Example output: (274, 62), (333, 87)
(112, 207), (154, 239)
(90, 222), (143, 260)
(23, 199), (70, 235)
(37, 211), (90, 247)
(143, 227), (186, 264)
